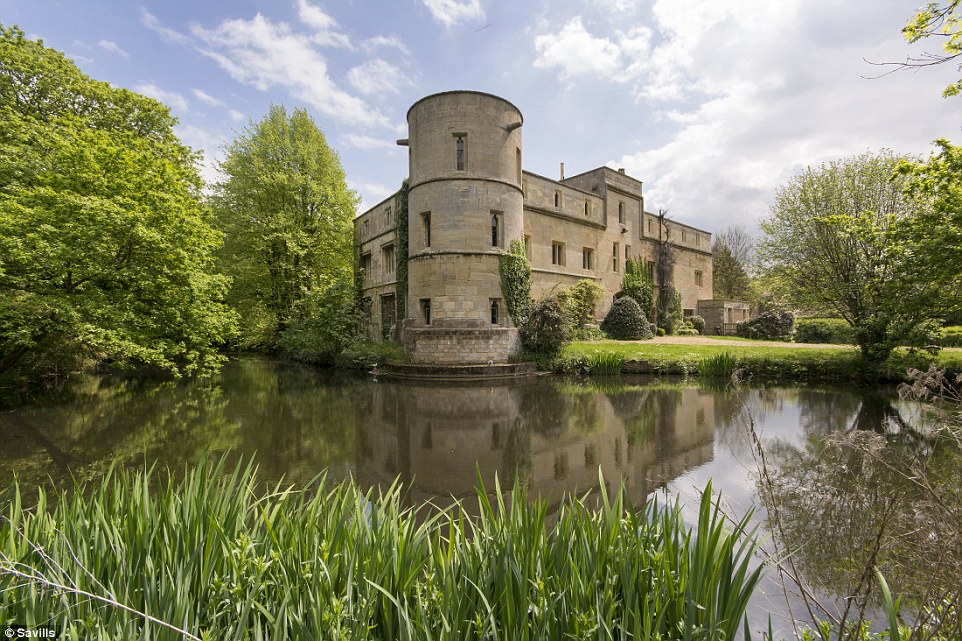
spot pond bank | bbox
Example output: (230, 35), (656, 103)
(555, 338), (962, 382)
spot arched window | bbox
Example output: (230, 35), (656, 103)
(491, 214), (499, 246)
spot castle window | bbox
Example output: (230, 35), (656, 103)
(554, 190), (563, 208)
(381, 243), (395, 276)
(694, 270), (703, 287)
(695, 233), (701, 247)
(490, 299), (501, 325)
(455, 135), (466, 171)
(524, 235), (531, 259)
(618, 202), (625, 223)
(647, 219), (652, 234)
(360, 252), (372, 280)
(646, 260), (655, 278)
(420, 299), (431, 325)
(491, 211), (503, 247)
(516, 147), (522, 185)
(612, 242), (619, 272)
(584, 200), (590, 216)
(380, 294), (396, 339)
(582, 247), (594, 270)
(384, 205), (392, 226)
(682, 229), (688, 242)
(421, 211), (431, 248)
(551, 241), (566, 266)
(625, 245), (631, 260)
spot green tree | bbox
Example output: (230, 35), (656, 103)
(757, 150), (939, 361)
(711, 225), (753, 300)
(213, 105), (357, 355)
(621, 257), (654, 320)
(0, 26), (235, 381)
(903, 1), (962, 97)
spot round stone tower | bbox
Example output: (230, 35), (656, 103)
(402, 91), (524, 364)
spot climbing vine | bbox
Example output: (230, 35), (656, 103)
(499, 238), (532, 328)
(394, 179), (409, 341)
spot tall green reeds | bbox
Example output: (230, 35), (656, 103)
(699, 351), (740, 379)
(1, 459), (764, 640)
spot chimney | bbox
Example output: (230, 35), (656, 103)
(618, 168), (625, 174)
(560, 162), (565, 180)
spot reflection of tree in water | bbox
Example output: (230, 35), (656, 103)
(1, 359), (363, 495)
(763, 391), (958, 611)
(605, 386), (682, 449)
(501, 416), (532, 489)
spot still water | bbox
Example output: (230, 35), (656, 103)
(0, 358), (946, 634)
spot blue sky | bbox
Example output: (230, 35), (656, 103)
(2, 0), (959, 234)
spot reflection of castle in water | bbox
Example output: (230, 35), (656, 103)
(353, 379), (715, 511)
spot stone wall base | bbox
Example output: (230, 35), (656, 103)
(404, 323), (521, 364)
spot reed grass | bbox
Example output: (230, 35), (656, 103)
(587, 351), (626, 375)
(1, 459), (765, 640)
(698, 351), (740, 379)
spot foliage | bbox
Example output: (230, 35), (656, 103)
(212, 105), (357, 352)
(795, 318), (858, 345)
(600, 296), (653, 341)
(941, 325), (962, 347)
(757, 150), (939, 361)
(698, 352), (739, 379)
(393, 179), (409, 338)
(653, 210), (676, 323)
(657, 287), (684, 335)
(0, 25), (236, 382)
(586, 351), (625, 375)
(621, 257), (655, 320)
(335, 337), (407, 369)
(736, 309), (795, 341)
(276, 274), (358, 363)
(897, 140), (962, 324)
(557, 279), (604, 339)
(689, 315), (706, 334)
(903, 1), (962, 97)
(712, 225), (754, 300)
(520, 295), (570, 357)
(0, 459), (764, 641)
(676, 321), (700, 336)
(498, 238), (532, 328)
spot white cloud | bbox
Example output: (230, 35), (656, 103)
(421, 0), (485, 28)
(342, 133), (399, 150)
(351, 180), (397, 213)
(191, 88), (225, 107)
(190, 14), (394, 130)
(347, 59), (411, 95)
(229, 109), (246, 122)
(134, 83), (189, 112)
(175, 124), (227, 187)
(610, 0), (960, 233)
(140, 9), (190, 45)
(97, 39), (128, 58)
(363, 34), (411, 55)
(295, 0), (354, 48)
(533, 17), (650, 82)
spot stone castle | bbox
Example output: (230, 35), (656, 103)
(355, 91), (741, 364)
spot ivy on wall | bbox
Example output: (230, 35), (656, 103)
(393, 179), (409, 341)
(499, 239), (532, 328)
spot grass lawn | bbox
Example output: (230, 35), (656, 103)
(561, 338), (962, 382)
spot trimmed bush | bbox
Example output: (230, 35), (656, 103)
(689, 315), (706, 335)
(601, 297), (653, 341)
(795, 318), (857, 345)
(736, 309), (795, 341)
(521, 296), (570, 356)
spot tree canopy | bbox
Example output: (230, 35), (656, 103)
(0, 25), (235, 381)
(757, 150), (957, 361)
(212, 105), (357, 358)
(903, 1), (962, 97)
(711, 225), (753, 301)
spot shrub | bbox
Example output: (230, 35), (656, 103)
(521, 296), (570, 357)
(587, 351), (625, 375)
(795, 318), (857, 345)
(736, 309), (795, 341)
(601, 297), (653, 341)
(941, 326), (962, 347)
(621, 257), (655, 319)
(498, 239), (531, 328)
(658, 287), (684, 335)
(558, 280), (604, 339)
(689, 315), (706, 334)
(657, 327), (666, 337)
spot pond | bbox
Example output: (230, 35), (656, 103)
(0, 358), (952, 636)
